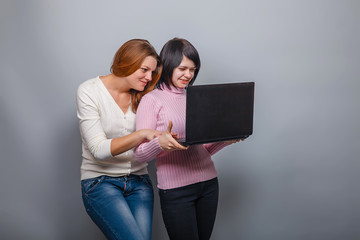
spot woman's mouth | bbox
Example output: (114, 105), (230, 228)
(179, 79), (189, 84)
(140, 81), (148, 86)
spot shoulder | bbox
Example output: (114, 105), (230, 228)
(76, 77), (103, 106)
(78, 77), (100, 93)
(138, 89), (164, 111)
(77, 77), (104, 101)
(141, 88), (163, 101)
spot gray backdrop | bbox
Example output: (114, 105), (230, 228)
(1, 0), (359, 239)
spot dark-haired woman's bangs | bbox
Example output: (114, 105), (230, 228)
(160, 47), (182, 89)
(183, 46), (200, 69)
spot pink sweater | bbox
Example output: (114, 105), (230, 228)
(134, 84), (229, 190)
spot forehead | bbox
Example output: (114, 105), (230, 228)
(178, 56), (195, 68)
(141, 56), (157, 69)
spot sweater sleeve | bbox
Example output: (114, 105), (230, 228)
(134, 94), (163, 163)
(203, 141), (229, 156)
(76, 84), (112, 161)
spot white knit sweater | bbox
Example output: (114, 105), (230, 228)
(76, 77), (147, 180)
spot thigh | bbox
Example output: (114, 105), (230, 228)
(196, 178), (219, 240)
(159, 185), (200, 240)
(81, 176), (145, 240)
(125, 175), (154, 240)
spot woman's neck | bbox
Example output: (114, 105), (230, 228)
(100, 74), (130, 94)
(100, 74), (131, 113)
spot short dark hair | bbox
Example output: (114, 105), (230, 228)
(157, 38), (201, 90)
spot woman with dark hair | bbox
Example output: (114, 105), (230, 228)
(134, 38), (241, 240)
(76, 39), (162, 240)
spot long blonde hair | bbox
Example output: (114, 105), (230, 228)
(111, 39), (162, 112)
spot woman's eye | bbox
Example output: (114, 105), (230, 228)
(141, 68), (147, 72)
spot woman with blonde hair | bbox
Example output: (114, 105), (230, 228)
(76, 39), (162, 240)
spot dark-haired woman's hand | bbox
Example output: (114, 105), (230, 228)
(226, 139), (244, 145)
(159, 121), (188, 151)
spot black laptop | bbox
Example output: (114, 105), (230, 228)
(178, 82), (255, 146)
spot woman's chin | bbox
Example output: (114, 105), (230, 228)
(134, 84), (147, 91)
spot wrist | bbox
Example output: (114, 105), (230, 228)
(137, 129), (147, 140)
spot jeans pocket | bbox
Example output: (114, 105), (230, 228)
(81, 176), (103, 194)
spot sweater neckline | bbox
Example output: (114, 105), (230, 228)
(160, 83), (186, 95)
(96, 76), (132, 115)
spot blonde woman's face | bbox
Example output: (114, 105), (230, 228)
(126, 56), (157, 91)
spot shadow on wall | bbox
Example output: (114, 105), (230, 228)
(54, 120), (105, 239)
(212, 152), (255, 240)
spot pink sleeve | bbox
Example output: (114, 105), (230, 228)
(134, 94), (163, 163)
(203, 141), (229, 155)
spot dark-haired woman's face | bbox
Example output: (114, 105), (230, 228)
(171, 56), (196, 89)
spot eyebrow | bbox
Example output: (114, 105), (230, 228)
(178, 65), (196, 69)
(141, 65), (156, 71)
(141, 65), (154, 70)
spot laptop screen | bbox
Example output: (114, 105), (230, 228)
(184, 82), (254, 145)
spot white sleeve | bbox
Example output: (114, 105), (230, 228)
(76, 84), (112, 161)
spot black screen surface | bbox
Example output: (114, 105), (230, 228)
(184, 82), (255, 145)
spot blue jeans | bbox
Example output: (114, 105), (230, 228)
(159, 177), (219, 240)
(81, 174), (154, 240)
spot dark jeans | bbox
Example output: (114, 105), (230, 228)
(159, 177), (219, 240)
(81, 174), (154, 240)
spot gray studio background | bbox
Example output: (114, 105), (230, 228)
(1, 0), (359, 239)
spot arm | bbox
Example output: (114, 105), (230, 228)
(110, 129), (161, 156)
(203, 142), (230, 156)
(134, 94), (164, 162)
(134, 94), (188, 163)
(76, 84), (160, 161)
(203, 139), (244, 156)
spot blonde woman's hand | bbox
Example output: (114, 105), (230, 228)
(140, 129), (163, 141)
(159, 121), (188, 151)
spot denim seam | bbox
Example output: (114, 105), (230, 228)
(88, 203), (122, 240)
(83, 177), (122, 240)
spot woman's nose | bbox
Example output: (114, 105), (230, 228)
(184, 70), (192, 78)
(145, 72), (152, 81)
